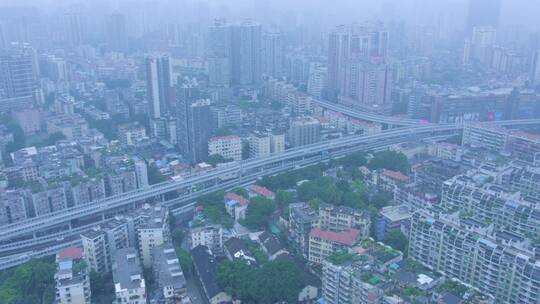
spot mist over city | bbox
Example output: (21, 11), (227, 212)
(0, 1), (539, 304)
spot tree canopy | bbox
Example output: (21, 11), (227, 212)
(241, 196), (276, 230)
(0, 258), (56, 304)
(384, 230), (409, 253)
(217, 260), (303, 304)
(367, 150), (410, 174)
(206, 154), (233, 167)
(297, 177), (342, 205)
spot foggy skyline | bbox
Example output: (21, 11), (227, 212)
(0, 0), (539, 31)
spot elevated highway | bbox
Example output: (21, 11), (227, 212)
(2, 118), (540, 268)
(0, 124), (461, 246)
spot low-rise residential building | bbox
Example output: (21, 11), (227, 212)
(463, 123), (540, 163)
(117, 122), (147, 146)
(409, 210), (540, 304)
(66, 177), (106, 206)
(112, 248), (147, 304)
(136, 204), (170, 267)
(377, 169), (410, 194)
(152, 243), (190, 303)
(249, 131), (285, 158)
(25, 183), (67, 216)
(289, 202), (317, 258)
(224, 237), (257, 265)
(256, 231), (289, 261)
(288, 116), (321, 147)
(46, 114), (89, 140)
(0, 190), (28, 225)
(211, 105), (243, 128)
(81, 218), (130, 273)
(208, 135), (242, 161)
(191, 245), (232, 304)
(317, 203), (371, 238)
(462, 123), (509, 153)
(308, 228), (360, 264)
(375, 205), (411, 241)
(249, 132), (271, 158)
(106, 169), (138, 196)
(55, 247), (91, 304)
(441, 172), (540, 238)
(248, 184), (275, 199)
(224, 192), (249, 220)
(190, 224), (223, 254)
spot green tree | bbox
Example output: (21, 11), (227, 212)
(0, 258), (56, 304)
(206, 154), (233, 166)
(384, 230), (408, 253)
(341, 191), (364, 209)
(275, 190), (293, 207)
(370, 192), (392, 209)
(242, 196), (277, 230)
(147, 164), (165, 185)
(231, 187), (249, 198)
(35, 132), (66, 147)
(213, 127), (233, 136)
(367, 150), (410, 174)
(337, 151), (367, 168)
(217, 260), (303, 304)
(5, 122), (25, 154)
(297, 177), (342, 204)
(176, 248), (193, 275)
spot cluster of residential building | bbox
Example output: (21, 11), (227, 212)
(72, 203), (191, 304)
(0, 142), (149, 225)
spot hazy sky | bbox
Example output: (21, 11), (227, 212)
(0, 0), (539, 31)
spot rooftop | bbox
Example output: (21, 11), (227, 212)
(112, 247), (145, 291)
(224, 192), (249, 206)
(249, 184), (274, 198)
(191, 245), (224, 300)
(309, 228), (360, 246)
(382, 169), (409, 182)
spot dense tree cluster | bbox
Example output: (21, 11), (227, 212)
(206, 154), (233, 167)
(0, 258), (56, 304)
(217, 260), (303, 304)
(367, 150), (409, 174)
(384, 230), (409, 253)
(257, 164), (326, 190)
(241, 196), (277, 230)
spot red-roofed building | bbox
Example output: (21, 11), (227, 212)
(56, 247), (83, 262)
(382, 169), (409, 182)
(378, 169), (410, 195)
(224, 192), (250, 220)
(308, 228), (360, 264)
(248, 185), (275, 199)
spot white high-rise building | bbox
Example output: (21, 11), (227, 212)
(137, 204), (170, 267)
(262, 29), (284, 78)
(249, 132), (285, 158)
(133, 158), (149, 188)
(231, 21), (262, 85)
(81, 218), (130, 274)
(530, 50), (540, 86)
(270, 133), (285, 154)
(146, 55), (172, 118)
(327, 23), (389, 100)
(307, 64), (328, 98)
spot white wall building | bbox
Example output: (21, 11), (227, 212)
(112, 248), (147, 304)
(208, 135), (242, 161)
